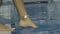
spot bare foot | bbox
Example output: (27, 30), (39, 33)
(0, 24), (15, 31)
(19, 17), (38, 28)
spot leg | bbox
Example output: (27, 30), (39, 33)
(0, 24), (15, 31)
(13, 0), (38, 28)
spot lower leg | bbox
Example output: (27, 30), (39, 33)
(0, 24), (15, 31)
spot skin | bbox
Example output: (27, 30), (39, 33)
(0, 0), (38, 31)
(13, 0), (38, 28)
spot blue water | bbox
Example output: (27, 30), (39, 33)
(1, 0), (60, 34)
(12, 2), (60, 34)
